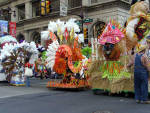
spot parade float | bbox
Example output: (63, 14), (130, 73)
(89, 0), (150, 94)
(0, 35), (17, 81)
(0, 41), (38, 86)
(41, 19), (90, 89)
(89, 20), (133, 94)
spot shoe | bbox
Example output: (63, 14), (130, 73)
(136, 100), (140, 103)
(140, 100), (150, 104)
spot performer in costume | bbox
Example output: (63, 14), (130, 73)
(0, 42), (38, 86)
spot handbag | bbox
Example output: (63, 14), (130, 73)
(24, 67), (33, 77)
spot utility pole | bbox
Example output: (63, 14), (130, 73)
(80, 4), (84, 33)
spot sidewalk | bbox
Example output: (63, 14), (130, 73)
(0, 78), (50, 99)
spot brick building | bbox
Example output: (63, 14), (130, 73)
(0, 0), (132, 44)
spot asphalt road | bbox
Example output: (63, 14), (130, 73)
(0, 89), (149, 113)
(0, 78), (50, 98)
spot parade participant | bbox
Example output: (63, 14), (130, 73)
(36, 54), (47, 79)
(128, 44), (150, 104)
(25, 58), (33, 87)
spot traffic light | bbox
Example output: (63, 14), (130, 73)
(83, 28), (88, 39)
(41, 0), (46, 15)
(41, 0), (51, 15)
(83, 28), (88, 45)
(46, 0), (51, 14)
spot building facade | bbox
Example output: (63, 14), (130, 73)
(0, 0), (132, 45)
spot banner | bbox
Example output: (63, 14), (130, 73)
(0, 20), (8, 37)
(60, 0), (68, 16)
(9, 22), (16, 38)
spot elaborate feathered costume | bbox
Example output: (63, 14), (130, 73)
(98, 21), (127, 61)
(41, 19), (89, 88)
(89, 0), (150, 93)
(0, 41), (38, 85)
(0, 35), (17, 48)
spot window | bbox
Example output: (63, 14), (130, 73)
(91, 0), (98, 4)
(32, 0), (40, 17)
(43, 26), (48, 30)
(51, 0), (59, 12)
(68, 0), (82, 9)
(32, 32), (41, 44)
(18, 4), (25, 20)
(17, 33), (25, 43)
(122, 0), (130, 2)
(0, 9), (11, 21)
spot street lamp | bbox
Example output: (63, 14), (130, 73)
(76, 10), (84, 33)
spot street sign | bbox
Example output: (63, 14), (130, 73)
(83, 18), (93, 23)
(60, 0), (68, 16)
(75, 20), (82, 26)
(84, 22), (92, 25)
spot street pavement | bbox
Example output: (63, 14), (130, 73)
(0, 78), (50, 98)
(0, 78), (149, 113)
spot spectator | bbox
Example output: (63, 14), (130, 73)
(128, 44), (150, 104)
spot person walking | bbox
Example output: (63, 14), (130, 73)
(24, 58), (33, 87)
(128, 44), (150, 104)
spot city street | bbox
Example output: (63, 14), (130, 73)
(0, 78), (149, 113)
(0, 0), (150, 113)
